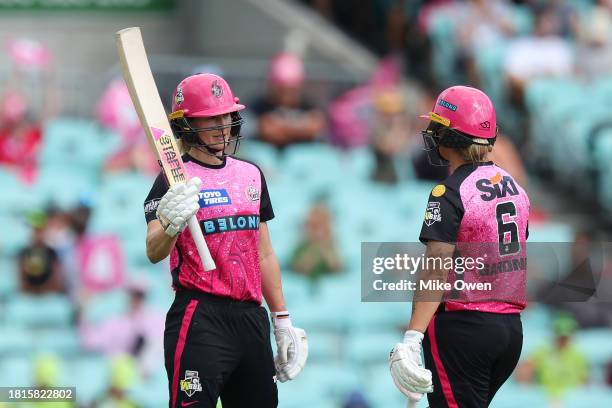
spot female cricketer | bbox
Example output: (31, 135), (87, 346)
(389, 86), (529, 407)
(143, 73), (308, 408)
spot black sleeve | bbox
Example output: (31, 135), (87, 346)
(419, 184), (464, 244)
(259, 169), (274, 222)
(143, 172), (169, 224)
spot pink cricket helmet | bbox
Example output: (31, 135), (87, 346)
(171, 73), (245, 117)
(421, 85), (497, 139)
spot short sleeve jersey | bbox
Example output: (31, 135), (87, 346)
(144, 155), (274, 303)
(419, 162), (530, 313)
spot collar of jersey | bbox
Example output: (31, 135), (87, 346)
(183, 154), (227, 169)
(457, 160), (494, 170)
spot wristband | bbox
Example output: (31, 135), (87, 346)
(271, 311), (291, 328)
(271, 311), (290, 319)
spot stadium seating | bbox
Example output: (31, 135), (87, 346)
(492, 383), (549, 407)
(0, 356), (33, 387)
(4, 294), (73, 327)
(565, 387), (612, 408)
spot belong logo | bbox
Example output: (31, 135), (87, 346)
(438, 99), (458, 112)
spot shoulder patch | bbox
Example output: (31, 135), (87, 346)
(424, 201), (442, 226)
(431, 184), (446, 197)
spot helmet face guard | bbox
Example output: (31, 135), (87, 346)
(421, 119), (497, 167)
(170, 110), (244, 157)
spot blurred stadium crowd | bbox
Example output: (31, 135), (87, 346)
(2, 0), (612, 407)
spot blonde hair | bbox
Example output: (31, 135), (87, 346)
(458, 139), (493, 163)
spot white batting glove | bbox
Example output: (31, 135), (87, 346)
(272, 312), (308, 382)
(390, 330), (434, 398)
(156, 177), (202, 237)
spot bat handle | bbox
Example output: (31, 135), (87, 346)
(407, 400), (417, 408)
(187, 215), (216, 271)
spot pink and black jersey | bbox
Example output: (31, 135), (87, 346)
(144, 155), (274, 303)
(419, 161), (530, 313)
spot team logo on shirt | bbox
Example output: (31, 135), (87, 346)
(246, 185), (260, 202)
(198, 189), (232, 207)
(180, 370), (202, 397)
(424, 201), (442, 226)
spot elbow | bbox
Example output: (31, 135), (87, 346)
(146, 243), (164, 264)
(146, 250), (163, 264)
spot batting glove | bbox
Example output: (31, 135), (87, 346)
(272, 311), (308, 382)
(156, 177), (202, 237)
(390, 330), (434, 398)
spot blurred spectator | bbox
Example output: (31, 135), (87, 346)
(328, 57), (409, 149)
(18, 212), (66, 295)
(576, 0), (612, 78)
(370, 88), (411, 183)
(0, 90), (43, 184)
(300, 0), (394, 55)
(342, 390), (371, 408)
(290, 201), (343, 279)
(527, 0), (579, 39)
(79, 282), (164, 378)
(455, 0), (516, 84)
(28, 354), (74, 408)
(504, 4), (574, 106)
(521, 313), (588, 404)
(96, 79), (158, 175)
(251, 53), (326, 149)
(92, 356), (140, 408)
(43, 202), (93, 300)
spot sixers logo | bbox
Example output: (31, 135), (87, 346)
(175, 87), (184, 106)
(246, 186), (260, 202)
(211, 80), (223, 98)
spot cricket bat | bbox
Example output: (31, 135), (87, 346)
(116, 27), (216, 272)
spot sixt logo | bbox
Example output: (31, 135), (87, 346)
(198, 189), (231, 208)
(438, 99), (458, 111)
(476, 175), (519, 201)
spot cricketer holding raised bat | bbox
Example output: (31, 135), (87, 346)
(143, 73), (308, 408)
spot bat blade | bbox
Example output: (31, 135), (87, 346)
(116, 27), (215, 272)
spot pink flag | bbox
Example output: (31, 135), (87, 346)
(77, 235), (126, 293)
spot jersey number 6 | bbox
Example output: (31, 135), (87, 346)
(496, 202), (520, 256)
